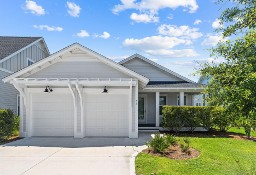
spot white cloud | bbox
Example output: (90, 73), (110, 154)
(212, 19), (222, 29)
(171, 57), (225, 67)
(95, 32), (111, 39)
(76, 30), (90, 38)
(130, 13), (159, 23)
(193, 19), (202, 25)
(123, 35), (191, 50)
(33, 25), (63, 32)
(67, 1), (81, 17)
(123, 35), (198, 58)
(158, 24), (203, 39)
(113, 0), (199, 14)
(167, 14), (173, 20)
(24, 0), (45, 16)
(201, 34), (226, 46)
(145, 49), (198, 58)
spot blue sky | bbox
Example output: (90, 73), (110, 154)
(0, 0), (226, 81)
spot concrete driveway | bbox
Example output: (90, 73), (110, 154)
(0, 132), (151, 175)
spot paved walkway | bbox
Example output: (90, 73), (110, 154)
(0, 133), (151, 175)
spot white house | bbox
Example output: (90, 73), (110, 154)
(3, 43), (204, 138)
(0, 36), (49, 114)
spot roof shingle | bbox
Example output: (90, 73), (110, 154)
(0, 36), (41, 60)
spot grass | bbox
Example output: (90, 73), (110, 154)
(228, 127), (256, 137)
(136, 132), (256, 175)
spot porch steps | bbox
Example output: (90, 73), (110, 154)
(138, 127), (160, 132)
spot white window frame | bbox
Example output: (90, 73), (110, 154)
(177, 94), (187, 106)
(138, 94), (147, 124)
(27, 58), (35, 66)
(159, 94), (168, 115)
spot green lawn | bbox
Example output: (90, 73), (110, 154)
(228, 127), (256, 137)
(136, 135), (256, 175)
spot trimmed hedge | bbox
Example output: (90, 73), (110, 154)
(162, 106), (227, 132)
(0, 109), (18, 140)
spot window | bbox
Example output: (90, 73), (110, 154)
(17, 95), (20, 116)
(177, 95), (187, 106)
(159, 95), (167, 115)
(27, 58), (34, 66)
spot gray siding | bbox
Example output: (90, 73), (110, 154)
(27, 56), (131, 79)
(122, 58), (183, 81)
(0, 40), (49, 72)
(0, 70), (18, 114)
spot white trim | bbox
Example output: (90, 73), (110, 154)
(27, 58), (35, 66)
(155, 92), (159, 127)
(119, 54), (194, 83)
(75, 83), (84, 138)
(0, 38), (44, 64)
(0, 68), (13, 74)
(138, 94), (147, 124)
(177, 93), (187, 106)
(68, 83), (78, 138)
(3, 43), (149, 84)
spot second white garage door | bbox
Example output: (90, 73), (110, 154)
(31, 91), (74, 136)
(84, 89), (129, 137)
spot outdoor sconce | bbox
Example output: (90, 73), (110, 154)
(44, 86), (53, 93)
(102, 86), (108, 93)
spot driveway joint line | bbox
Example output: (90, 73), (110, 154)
(20, 147), (63, 175)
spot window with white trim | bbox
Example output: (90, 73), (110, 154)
(27, 58), (34, 66)
(177, 95), (187, 106)
(159, 95), (167, 115)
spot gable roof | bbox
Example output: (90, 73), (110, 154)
(3, 43), (149, 84)
(119, 54), (194, 83)
(0, 36), (43, 60)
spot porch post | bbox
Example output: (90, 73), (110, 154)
(179, 92), (184, 106)
(156, 91), (160, 127)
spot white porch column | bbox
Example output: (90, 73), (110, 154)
(156, 91), (160, 127)
(180, 92), (184, 106)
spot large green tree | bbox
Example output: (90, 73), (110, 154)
(200, 0), (256, 137)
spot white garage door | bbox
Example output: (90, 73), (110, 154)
(31, 92), (74, 136)
(84, 89), (129, 137)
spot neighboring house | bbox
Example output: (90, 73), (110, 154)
(3, 43), (203, 138)
(0, 36), (50, 115)
(193, 76), (210, 106)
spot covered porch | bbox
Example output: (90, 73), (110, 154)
(138, 82), (204, 129)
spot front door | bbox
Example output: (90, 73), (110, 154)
(138, 95), (146, 124)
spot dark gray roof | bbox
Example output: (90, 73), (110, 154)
(0, 36), (41, 60)
(146, 81), (204, 88)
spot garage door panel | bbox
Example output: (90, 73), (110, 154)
(84, 92), (129, 137)
(31, 92), (74, 137)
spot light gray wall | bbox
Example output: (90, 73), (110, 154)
(27, 57), (132, 79)
(121, 58), (184, 81)
(0, 40), (49, 72)
(0, 70), (18, 114)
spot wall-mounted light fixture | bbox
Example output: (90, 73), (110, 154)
(102, 86), (108, 93)
(44, 86), (53, 93)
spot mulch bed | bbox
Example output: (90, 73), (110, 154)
(0, 136), (21, 145)
(143, 145), (200, 160)
(160, 130), (256, 142)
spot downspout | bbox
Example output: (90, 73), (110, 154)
(75, 83), (84, 137)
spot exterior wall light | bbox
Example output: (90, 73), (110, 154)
(44, 86), (53, 93)
(102, 86), (108, 93)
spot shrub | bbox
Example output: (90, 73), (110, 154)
(211, 107), (231, 131)
(162, 106), (214, 132)
(180, 138), (191, 155)
(147, 134), (176, 154)
(0, 109), (17, 140)
(165, 134), (177, 146)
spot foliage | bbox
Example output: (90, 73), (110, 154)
(147, 134), (170, 154)
(211, 107), (232, 131)
(0, 109), (17, 140)
(200, 0), (256, 138)
(165, 134), (177, 146)
(180, 138), (191, 155)
(136, 136), (256, 175)
(162, 106), (228, 132)
(13, 116), (19, 136)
